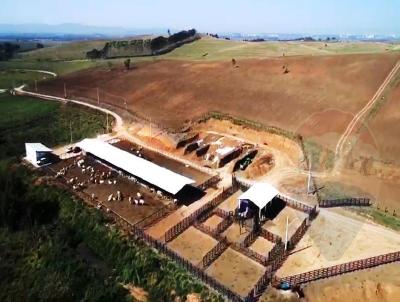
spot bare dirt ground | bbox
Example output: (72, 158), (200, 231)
(37, 53), (400, 144)
(50, 156), (169, 224)
(303, 262), (400, 302)
(167, 226), (217, 266)
(262, 206), (308, 239)
(112, 139), (211, 185)
(203, 214), (223, 229)
(276, 209), (400, 278)
(249, 236), (275, 256)
(205, 247), (266, 297)
(222, 223), (250, 244)
(218, 190), (243, 212)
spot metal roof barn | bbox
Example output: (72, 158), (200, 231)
(77, 138), (195, 195)
(25, 143), (53, 167)
(238, 182), (279, 209)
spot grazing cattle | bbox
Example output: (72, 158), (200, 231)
(107, 193), (113, 202)
(139, 199), (144, 205)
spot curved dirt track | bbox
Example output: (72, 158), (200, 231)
(335, 60), (400, 158)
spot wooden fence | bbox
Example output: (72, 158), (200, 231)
(164, 186), (238, 242)
(260, 228), (282, 243)
(202, 238), (230, 269)
(134, 203), (179, 229)
(246, 267), (274, 299)
(277, 251), (400, 287)
(319, 198), (371, 208)
(131, 227), (245, 302)
(287, 218), (308, 250)
(197, 174), (221, 191)
(278, 194), (318, 218)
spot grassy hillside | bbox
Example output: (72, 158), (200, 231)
(0, 69), (54, 89)
(162, 37), (399, 60)
(19, 40), (108, 61)
(3, 37), (398, 65)
(0, 94), (112, 159)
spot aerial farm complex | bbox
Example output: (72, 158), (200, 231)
(20, 58), (400, 300)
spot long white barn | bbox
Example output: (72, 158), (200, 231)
(77, 138), (195, 195)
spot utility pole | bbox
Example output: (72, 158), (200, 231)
(69, 121), (73, 144)
(34, 80), (38, 92)
(285, 216), (289, 251)
(64, 83), (67, 99)
(124, 99), (127, 112)
(307, 154), (312, 194)
(149, 117), (152, 138)
(106, 113), (109, 133)
(97, 88), (100, 105)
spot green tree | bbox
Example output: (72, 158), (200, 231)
(124, 58), (131, 70)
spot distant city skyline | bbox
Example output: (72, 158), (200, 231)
(1, 0), (399, 35)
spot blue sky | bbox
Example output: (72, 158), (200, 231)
(1, 0), (399, 34)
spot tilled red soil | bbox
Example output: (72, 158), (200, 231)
(37, 53), (400, 144)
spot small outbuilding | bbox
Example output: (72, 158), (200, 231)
(237, 182), (279, 222)
(25, 143), (55, 167)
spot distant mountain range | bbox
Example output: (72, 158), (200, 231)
(0, 23), (170, 38)
(0, 23), (399, 42)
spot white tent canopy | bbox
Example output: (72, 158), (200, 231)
(77, 139), (195, 195)
(238, 183), (279, 209)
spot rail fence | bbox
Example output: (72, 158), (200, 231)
(46, 167), (260, 301)
(242, 230), (259, 247)
(231, 242), (268, 266)
(197, 175), (221, 191)
(131, 227), (245, 302)
(216, 216), (234, 234)
(278, 194), (318, 218)
(267, 242), (286, 264)
(201, 238), (230, 269)
(260, 228), (282, 243)
(194, 221), (219, 239)
(319, 198), (371, 208)
(276, 251), (400, 287)
(165, 186), (238, 242)
(246, 268), (274, 299)
(287, 218), (308, 250)
(134, 203), (179, 229)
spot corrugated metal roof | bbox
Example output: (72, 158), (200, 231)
(77, 139), (195, 195)
(25, 143), (52, 152)
(238, 183), (279, 209)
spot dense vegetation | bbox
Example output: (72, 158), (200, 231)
(88, 29), (199, 59)
(0, 95), (111, 159)
(0, 162), (222, 301)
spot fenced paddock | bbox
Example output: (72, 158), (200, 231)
(205, 247), (267, 298)
(168, 226), (219, 266)
(165, 186), (238, 242)
(276, 251), (400, 287)
(319, 198), (371, 208)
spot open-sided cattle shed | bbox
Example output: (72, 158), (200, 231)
(77, 138), (195, 195)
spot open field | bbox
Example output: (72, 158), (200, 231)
(19, 40), (108, 61)
(35, 53), (400, 148)
(205, 247), (266, 297)
(276, 209), (400, 278)
(12, 37), (400, 62)
(0, 95), (110, 159)
(164, 37), (400, 60)
(0, 69), (53, 89)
